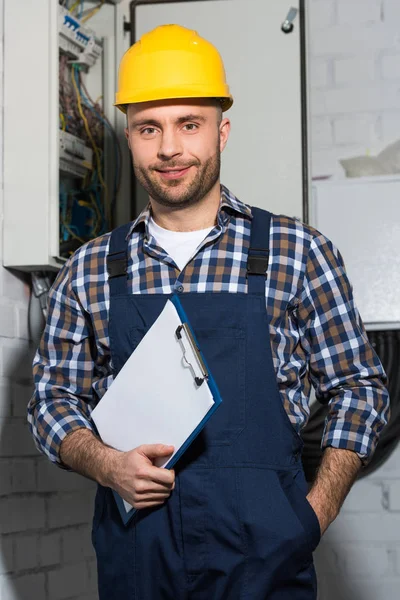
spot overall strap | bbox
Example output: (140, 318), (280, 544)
(247, 207), (272, 296)
(107, 222), (132, 296)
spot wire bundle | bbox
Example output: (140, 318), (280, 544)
(58, 0), (122, 256)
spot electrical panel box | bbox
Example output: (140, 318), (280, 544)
(311, 175), (400, 330)
(3, 0), (130, 271)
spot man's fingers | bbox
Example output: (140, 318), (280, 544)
(137, 466), (175, 487)
(135, 481), (174, 495)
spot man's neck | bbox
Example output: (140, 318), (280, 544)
(149, 181), (221, 232)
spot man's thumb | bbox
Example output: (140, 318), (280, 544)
(140, 444), (174, 459)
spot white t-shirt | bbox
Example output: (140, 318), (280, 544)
(148, 217), (213, 272)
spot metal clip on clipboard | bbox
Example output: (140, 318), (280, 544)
(175, 324), (209, 387)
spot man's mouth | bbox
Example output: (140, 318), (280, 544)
(155, 166), (193, 180)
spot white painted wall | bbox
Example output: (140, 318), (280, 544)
(0, 0), (398, 599)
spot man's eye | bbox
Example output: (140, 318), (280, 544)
(141, 128), (156, 135)
(183, 123), (198, 131)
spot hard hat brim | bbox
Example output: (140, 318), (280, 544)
(115, 94), (233, 114)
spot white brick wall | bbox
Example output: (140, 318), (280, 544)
(315, 449), (400, 599)
(308, 1), (400, 598)
(0, 1), (97, 598)
(309, 0), (400, 178)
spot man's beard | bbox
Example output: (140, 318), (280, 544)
(132, 143), (221, 210)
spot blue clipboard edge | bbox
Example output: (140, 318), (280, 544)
(112, 294), (223, 526)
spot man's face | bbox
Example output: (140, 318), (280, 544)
(125, 99), (230, 210)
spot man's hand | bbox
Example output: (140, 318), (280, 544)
(60, 429), (175, 510)
(107, 444), (175, 510)
(306, 447), (362, 536)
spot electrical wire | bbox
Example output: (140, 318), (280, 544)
(59, 113), (66, 131)
(71, 65), (110, 225)
(69, 1), (80, 15)
(81, 0), (105, 23)
(79, 73), (122, 201)
(60, 214), (86, 245)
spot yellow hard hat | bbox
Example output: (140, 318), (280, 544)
(114, 24), (233, 113)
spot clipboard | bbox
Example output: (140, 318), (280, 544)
(91, 294), (222, 525)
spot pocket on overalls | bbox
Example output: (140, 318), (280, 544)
(195, 327), (246, 445)
(279, 469), (321, 556)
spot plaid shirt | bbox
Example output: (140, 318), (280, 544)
(28, 185), (389, 465)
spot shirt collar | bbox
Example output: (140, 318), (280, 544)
(125, 184), (252, 240)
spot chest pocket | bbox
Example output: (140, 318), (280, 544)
(191, 326), (246, 446)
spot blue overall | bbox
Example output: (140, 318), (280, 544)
(92, 208), (321, 599)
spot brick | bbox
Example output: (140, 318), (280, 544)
(324, 512), (400, 543)
(48, 563), (89, 600)
(0, 382), (12, 418)
(311, 23), (397, 57)
(337, 0), (382, 25)
(0, 340), (34, 381)
(37, 458), (95, 493)
(381, 111), (400, 141)
(0, 535), (13, 574)
(341, 480), (385, 512)
(323, 84), (400, 114)
(311, 117), (333, 146)
(383, 0), (400, 22)
(0, 268), (30, 303)
(0, 419), (38, 457)
(316, 572), (400, 600)
(47, 491), (95, 529)
(0, 460), (12, 496)
(313, 539), (340, 575)
(11, 458), (36, 493)
(14, 533), (39, 571)
(309, 89), (327, 116)
(0, 303), (16, 338)
(309, 0), (336, 30)
(381, 53), (400, 79)
(0, 496), (45, 534)
(12, 383), (33, 418)
(15, 307), (29, 340)
(310, 59), (331, 88)
(368, 444), (400, 479)
(1, 572), (46, 600)
(386, 481), (400, 511)
(333, 115), (377, 145)
(86, 558), (98, 593)
(39, 531), (62, 567)
(338, 543), (393, 576)
(62, 526), (94, 564)
(334, 57), (376, 84)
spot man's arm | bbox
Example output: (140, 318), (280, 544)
(27, 258), (97, 467)
(307, 447), (361, 535)
(297, 230), (390, 532)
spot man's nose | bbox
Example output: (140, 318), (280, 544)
(157, 130), (183, 161)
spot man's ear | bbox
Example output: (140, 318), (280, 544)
(124, 127), (131, 150)
(219, 118), (231, 153)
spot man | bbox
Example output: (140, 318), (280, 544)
(28, 24), (389, 599)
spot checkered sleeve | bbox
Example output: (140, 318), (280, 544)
(27, 256), (96, 468)
(298, 231), (390, 463)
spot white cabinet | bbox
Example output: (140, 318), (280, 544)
(3, 0), (131, 271)
(311, 175), (400, 329)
